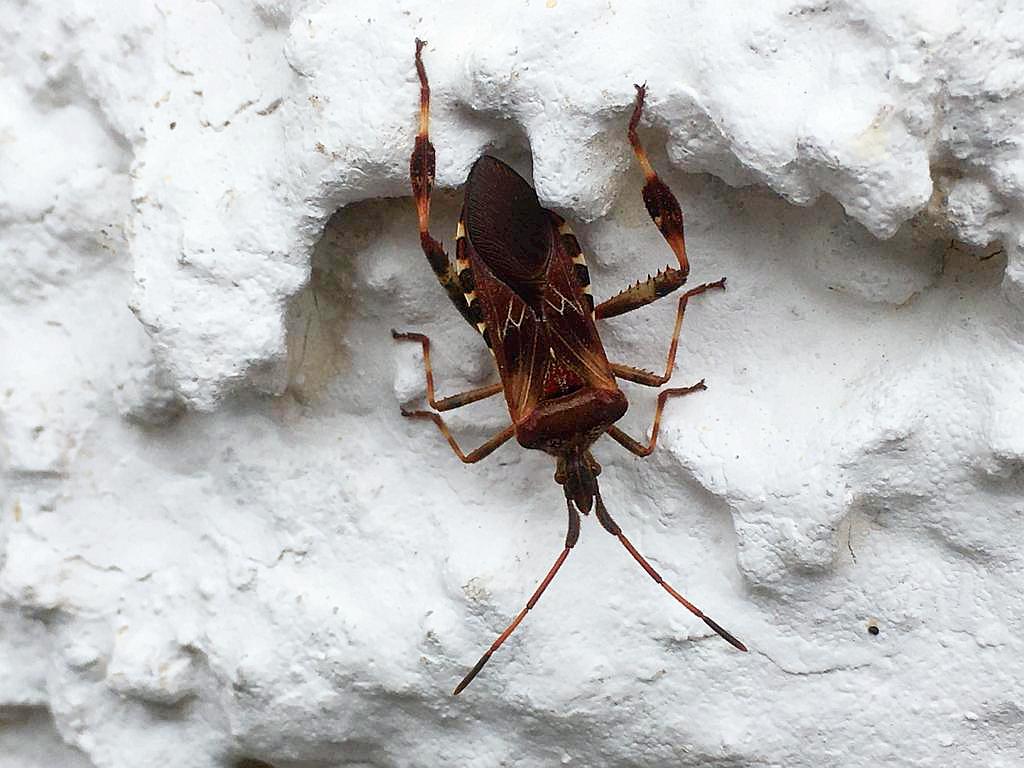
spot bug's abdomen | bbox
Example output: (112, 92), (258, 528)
(555, 219), (595, 317)
(455, 219), (493, 350)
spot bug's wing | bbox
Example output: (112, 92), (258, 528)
(463, 155), (552, 420)
(537, 237), (617, 392)
(471, 252), (547, 421)
(469, 221), (616, 420)
(464, 155), (616, 417)
(464, 156), (550, 307)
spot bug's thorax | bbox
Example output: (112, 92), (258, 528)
(515, 385), (627, 453)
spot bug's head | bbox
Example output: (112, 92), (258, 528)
(554, 450), (602, 514)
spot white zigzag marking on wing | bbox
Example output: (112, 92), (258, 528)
(504, 301), (528, 335)
(545, 286), (583, 316)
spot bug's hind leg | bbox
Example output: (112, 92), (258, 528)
(596, 272), (725, 323)
(595, 85), (726, 321)
(393, 330), (503, 410)
(410, 39), (475, 329)
(628, 83), (691, 275)
(607, 278), (726, 388)
(605, 380), (706, 456)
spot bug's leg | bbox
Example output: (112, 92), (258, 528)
(392, 330), (503, 410)
(629, 83), (690, 274)
(596, 273), (725, 322)
(605, 380), (706, 456)
(410, 39), (476, 329)
(606, 278), (727, 387)
(453, 501), (582, 695)
(593, 493), (746, 652)
(400, 409), (514, 464)
(595, 85), (726, 320)
(610, 362), (671, 388)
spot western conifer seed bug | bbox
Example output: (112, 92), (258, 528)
(394, 40), (746, 695)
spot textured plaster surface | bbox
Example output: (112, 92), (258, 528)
(3, 1), (1024, 766)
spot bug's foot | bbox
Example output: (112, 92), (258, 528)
(392, 329), (427, 343)
(626, 84), (643, 134)
(682, 279), (727, 301)
(683, 379), (707, 394)
(400, 407), (433, 419)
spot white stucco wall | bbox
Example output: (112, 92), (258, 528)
(3, 1), (1024, 766)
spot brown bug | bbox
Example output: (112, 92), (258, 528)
(394, 40), (747, 695)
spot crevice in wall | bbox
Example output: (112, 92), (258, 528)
(0, 705), (94, 768)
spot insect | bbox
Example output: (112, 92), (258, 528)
(394, 39), (747, 695)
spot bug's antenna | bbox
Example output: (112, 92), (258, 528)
(594, 492), (747, 652)
(453, 502), (581, 695)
